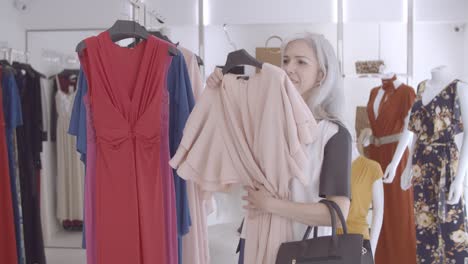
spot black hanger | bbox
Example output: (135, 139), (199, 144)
(12, 61), (46, 79)
(76, 20), (177, 56)
(22, 63), (46, 79)
(196, 55), (204, 67)
(149, 31), (173, 44)
(222, 49), (263, 75)
(0, 64), (17, 76)
(0, 59), (11, 66)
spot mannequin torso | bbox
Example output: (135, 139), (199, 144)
(351, 142), (384, 257)
(421, 66), (454, 106)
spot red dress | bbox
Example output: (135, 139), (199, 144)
(0, 68), (19, 264)
(79, 32), (173, 264)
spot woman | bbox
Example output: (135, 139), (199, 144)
(207, 32), (352, 259)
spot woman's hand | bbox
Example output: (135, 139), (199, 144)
(206, 68), (223, 88)
(242, 185), (274, 214)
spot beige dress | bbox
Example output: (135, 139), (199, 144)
(55, 84), (85, 222)
(170, 63), (317, 264)
(179, 46), (211, 264)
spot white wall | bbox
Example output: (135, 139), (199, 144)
(204, 23), (337, 76)
(416, 0), (468, 22)
(206, 0), (336, 25)
(413, 23), (465, 86)
(20, 0), (198, 29)
(345, 0), (405, 22)
(0, 1), (25, 50)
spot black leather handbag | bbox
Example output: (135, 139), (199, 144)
(276, 200), (364, 264)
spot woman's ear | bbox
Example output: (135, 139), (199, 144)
(315, 70), (325, 88)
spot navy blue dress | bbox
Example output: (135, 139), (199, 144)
(408, 80), (468, 263)
(168, 51), (194, 264)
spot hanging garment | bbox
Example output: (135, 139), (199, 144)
(70, 53), (192, 264)
(408, 80), (468, 263)
(0, 67), (19, 264)
(179, 46), (211, 264)
(67, 70), (88, 249)
(55, 77), (85, 226)
(79, 32), (174, 264)
(170, 63), (317, 264)
(337, 156), (383, 240)
(168, 51), (194, 264)
(367, 83), (417, 264)
(13, 63), (46, 264)
(2, 68), (24, 264)
(83, 93), (96, 264)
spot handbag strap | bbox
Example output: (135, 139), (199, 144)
(302, 200), (349, 240)
(321, 200), (348, 234)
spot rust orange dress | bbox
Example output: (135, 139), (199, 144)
(367, 82), (417, 264)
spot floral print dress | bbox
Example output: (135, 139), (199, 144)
(408, 80), (468, 263)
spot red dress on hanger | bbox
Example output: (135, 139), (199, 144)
(0, 68), (19, 264)
(79, 32), (173, 264)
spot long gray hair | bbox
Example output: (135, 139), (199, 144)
(281, 32), (346, 126)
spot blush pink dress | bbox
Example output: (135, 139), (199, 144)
(170, 63), (317, 264)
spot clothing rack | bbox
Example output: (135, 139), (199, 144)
(1, 47), (30, 63)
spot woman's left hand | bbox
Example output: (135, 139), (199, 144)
(242, 185), (274, 213)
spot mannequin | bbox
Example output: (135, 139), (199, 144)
(384, 65), (468, 204)
(385, 65), (468, 263)
(364, 70), (417, 264)
(350, 142), (384, 257)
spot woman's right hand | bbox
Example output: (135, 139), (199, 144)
(206, 68), (223, 88)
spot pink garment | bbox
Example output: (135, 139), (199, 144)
(179, 46), (211, 264)
(170, 63), (317, 264)
(179, 47), (204, 101)
(83, 94), (96, 264)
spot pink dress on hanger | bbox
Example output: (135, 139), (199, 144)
(170, 63), (317, 264)
(179, 46), (210, 264)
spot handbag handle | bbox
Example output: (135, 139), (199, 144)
(301, 200), (349, 257)
(321, 200), (348, 234)
(302, 200), (349, 240)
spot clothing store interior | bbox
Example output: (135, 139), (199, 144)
(1, 0), (468, 264)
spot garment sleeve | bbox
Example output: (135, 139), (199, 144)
(283, 74), (318, 185)
(319, 125), (352, 198)
(371, 161), (384, 182)
(168, 53), (194, 236)
(188, 53), (204, 101)
(402, 86), (416, 119)
(68, 69), (88, 163)
(3, 73), (23, 130)
(50, 78), (58, 141)
(406, 85), (418, 133)
(453, 82), (464, 134)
